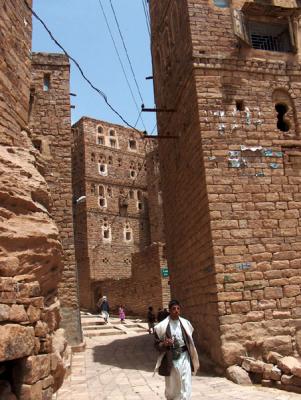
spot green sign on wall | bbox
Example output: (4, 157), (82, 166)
(161, 267), (169, 278)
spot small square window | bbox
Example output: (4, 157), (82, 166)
(125, 231), (132, 241)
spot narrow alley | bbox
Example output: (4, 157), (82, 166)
(54, 317), (301, 400)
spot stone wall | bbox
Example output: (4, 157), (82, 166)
(29, 53), (82, 346)
(101, 243), (170, 317)
(0, 0), (32, 146)
(150, 0), (301, 371)
(0, 2), (70, 397)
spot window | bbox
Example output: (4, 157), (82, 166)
(103, 229), (110, 239)
(137, 202), (143, 210)
(236, 100), (245, 112)
(102, 221), (111, 242)
(99, 185), (105, 197)
(110, 138), (117, 148)
(248, 21), (292, 53)
(275, 103), (290, 132)
(97, 126), (103, 134)
(129, 139), (137, 150)
(124, 223), (133, 242)
(99, 197), (107, 207)
(43, 74), (50, 91)
(97, 136), (105, 145)
(232, 7), (296, 54)
(99, 163), (108, 176)
(109, 129), (115, 137)
(213, 0), (229, 7)
(130, 170), (136, 178)
(91, 152), (95, 162)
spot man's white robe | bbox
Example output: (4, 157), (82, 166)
(154, 316), (199, 400)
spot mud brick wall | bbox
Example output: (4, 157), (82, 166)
(0, 0), (32, 145)
(150, 0), (301, 368)
(29, 53), (82, 346)
(101, 243), (170, 317)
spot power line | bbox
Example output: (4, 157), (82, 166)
(109, 0), (145, 105)
(141, 0), (151, 37)
(97, 0), (147, 132)
(23, 0), (143, 134)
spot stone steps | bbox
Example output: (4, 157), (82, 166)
(83, 328), (126, 338)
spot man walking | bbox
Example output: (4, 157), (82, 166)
(154, 300), (199, 400)
(98, 295), (110, 324)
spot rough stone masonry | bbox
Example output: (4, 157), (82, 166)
(150, 0), (301, 390)
(0, 1), (79, 399)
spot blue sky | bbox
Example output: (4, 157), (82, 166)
(32, 0), (156, 133)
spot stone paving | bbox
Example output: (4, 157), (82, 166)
(54, 325), (301, 400)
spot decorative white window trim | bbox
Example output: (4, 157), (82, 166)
(98, 163), (108, 176)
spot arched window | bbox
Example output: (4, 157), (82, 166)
(109, 129), (115, 136)
(272, 89), (297, 135)
(124, 223), (133, 243)
(102, 220), (111, 242)
(97, 125), (103, 134)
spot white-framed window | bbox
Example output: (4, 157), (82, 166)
(97, 125), (103, 134)
(102, 220), (111, 242)
(130, 170), (136, 179)
(124, 223), (133, 243)
(99, 163), (108, 176)
(109, 128), (116, 137)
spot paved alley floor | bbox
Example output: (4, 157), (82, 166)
(54, 330), (301, 400)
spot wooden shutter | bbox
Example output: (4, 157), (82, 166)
(288, 16), (298, 52)
(232, 9), (251, 45)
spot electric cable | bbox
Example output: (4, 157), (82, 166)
(109, 0), (145, 105)
(141, 0), (151, 37)
(24, 0), (144, 134)
(98, 0), (147, 132)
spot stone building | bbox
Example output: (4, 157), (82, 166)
(0, 1), (76, 398)
(29, 53), (82, 347)
(150, 0), (301, 372)
(72, 117), (170, 314)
